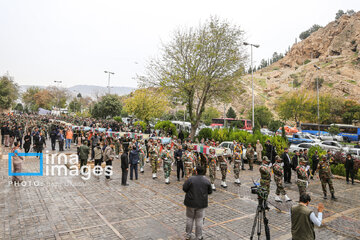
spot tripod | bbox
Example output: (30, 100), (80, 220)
(250, 197), (270, 240)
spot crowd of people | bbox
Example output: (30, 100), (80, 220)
(1, 112), (358, 240)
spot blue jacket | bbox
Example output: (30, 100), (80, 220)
(129, 148), (140, 165)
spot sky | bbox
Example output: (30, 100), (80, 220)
(0, 0), (359, 88)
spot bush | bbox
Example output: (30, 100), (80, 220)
(331, 164), (346, 177)
(268, 120), (283, 132)
(113, 116), (122, 123)
(134, 121), (147, 132)
(304, 59), (311, 64)
(198, 128), (213, 141)
(155, 120), (178, 136)
(308, 145), (326, 166)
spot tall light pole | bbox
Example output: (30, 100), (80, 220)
(314, 65), (321, 137)
(54, 81), (62, 110)
(104, 71), (115, 94)
(243, 42), (260, 131)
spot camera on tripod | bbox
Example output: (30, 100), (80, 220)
(251, 182), (268, 200)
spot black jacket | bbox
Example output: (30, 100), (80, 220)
(183, 175), (212, 209)
(129, 148), (140, 165)
(281, 152), (291, 168)
(292, 155), (299, 170)
(345, 157), (354, 170)
(174, 149), (183, 162)
(121, 152), (129, 170)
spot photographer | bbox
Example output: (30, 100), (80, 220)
(291, 193), (324, 240)
(183, 165), (212, 240)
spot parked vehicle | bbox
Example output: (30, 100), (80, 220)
(317, 132), (343, 142)
(318, 141), (349, 152)
(289, 143), (317, 153)
(260, 128), (275, 136)
(301, 132), (321, 143)
(288, 133), (315, 145)
(348, 148), (360, 157)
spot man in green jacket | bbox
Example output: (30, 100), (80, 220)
(79, 140), (90, 174)
(291, 193), (324, 240)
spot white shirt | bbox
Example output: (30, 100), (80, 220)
(290, 209), (323, 227)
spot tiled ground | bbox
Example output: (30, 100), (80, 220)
(1, 141), (359, 240)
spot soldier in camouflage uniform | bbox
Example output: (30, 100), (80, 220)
(148, 140), (159, 179)
(161, 144), (174, 184)
(259, 156), (271, 200)
(139, 140), (147, 173)
(219, 153), (228, 188)
(296, 158), (309, 197)
(183, 145), (195, 180)
(208, 148), (217, 191)
(317, 155), (337, 200)
(233, 147), (242, 185)
(273, 155), (291, 202)
(246, 143), (255, 170)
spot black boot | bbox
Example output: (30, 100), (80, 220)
(264, 201), (270, 211)
(331, 193), (337, 200)
(323, 193), (327, 199)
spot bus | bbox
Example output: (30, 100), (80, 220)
(300, 123), (360, 142)
(211, 118), (252, 130)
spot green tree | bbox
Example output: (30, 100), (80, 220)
(0, 75), (19, 110)
(91, 94), (122, 119)
(140, 16), (247, 139)
(226, 107), (237, 119)
(335, 10), (345, 20)
(124, 89), (168, 123)
(113, 116), (123, 123)
(68, 98), (81, 113)
(342, 100), (360, 124)
(201, 107), (220, 126)
(22, 87), (41, 112)
(248, 106), (273, 128)
(268, 120), (283, 132)
(14, 103), (23, 112)
(276, 91), (310, 123)
(299, 24), (322, 40)
(154, 121), (177, 136)
(328, 125), (340, 136)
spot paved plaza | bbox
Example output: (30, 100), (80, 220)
(1, 142), (360, 240)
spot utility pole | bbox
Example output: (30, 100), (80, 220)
(314, 65), (321, 137)
(243, 42), (260, 130)
(104, 71), (115, 94)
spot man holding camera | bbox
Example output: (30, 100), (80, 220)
(291, 193), (324, 240)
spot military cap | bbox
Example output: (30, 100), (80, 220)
(262, 156), (270, 163)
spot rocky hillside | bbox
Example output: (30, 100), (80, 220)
(228, 12), (360, 118)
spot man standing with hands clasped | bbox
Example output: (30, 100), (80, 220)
(183, 166), (212, 240)
(291, 193), (324, 240)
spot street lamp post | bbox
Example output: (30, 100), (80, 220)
(104, 71), (115, 94)
(314, 65), (321, 137)
(54, 81), (62, 110)
(243, 42), (260, 131)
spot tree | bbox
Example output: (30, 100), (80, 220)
(14, 103), (23, 112)
(268, 120), (283, 132)
(299, 24), (322, 40)
(0, 75), (19, 110)
(248, 106), (274, 128)
(91, 94), (122, 119)
(68, 98), (81, 113)
(342, 100), (360, 124)
(328, 125), (340, 136)
(33, 89), (53, 110)
(140, 16), (247, 139)
(201, 107), (220, 126)
(276, 91), (310, 123)
(22, 87), (41, 112)
(335, 10), (345, 20)
(124, 89), (168, 123)
(226, 107), (237, 119)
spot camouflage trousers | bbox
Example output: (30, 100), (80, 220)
(320, 177), (335, 195)
(151, 156), (158, 173)
(163, 161), (172, 178)
(274, 176), (286, 196)
(184, 162), (193, 180)
(233, 161), (241, 179)
(209, 163), (216, 184)
(297, 179), (307, 196)
(247, 155), (254, 168)
(139, 154), (145, 168)
(220, 164), (227, 181)
(260, 179), (270, 199)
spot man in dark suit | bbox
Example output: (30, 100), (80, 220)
(34, 132), (46, 157)
(50, 129), (57, 151)
(282, 148), (292, 183)
(121, 143), (129, 186)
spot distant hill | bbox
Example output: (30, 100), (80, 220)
(19, 85), (135, 99)
(225, 12), (360, 118)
